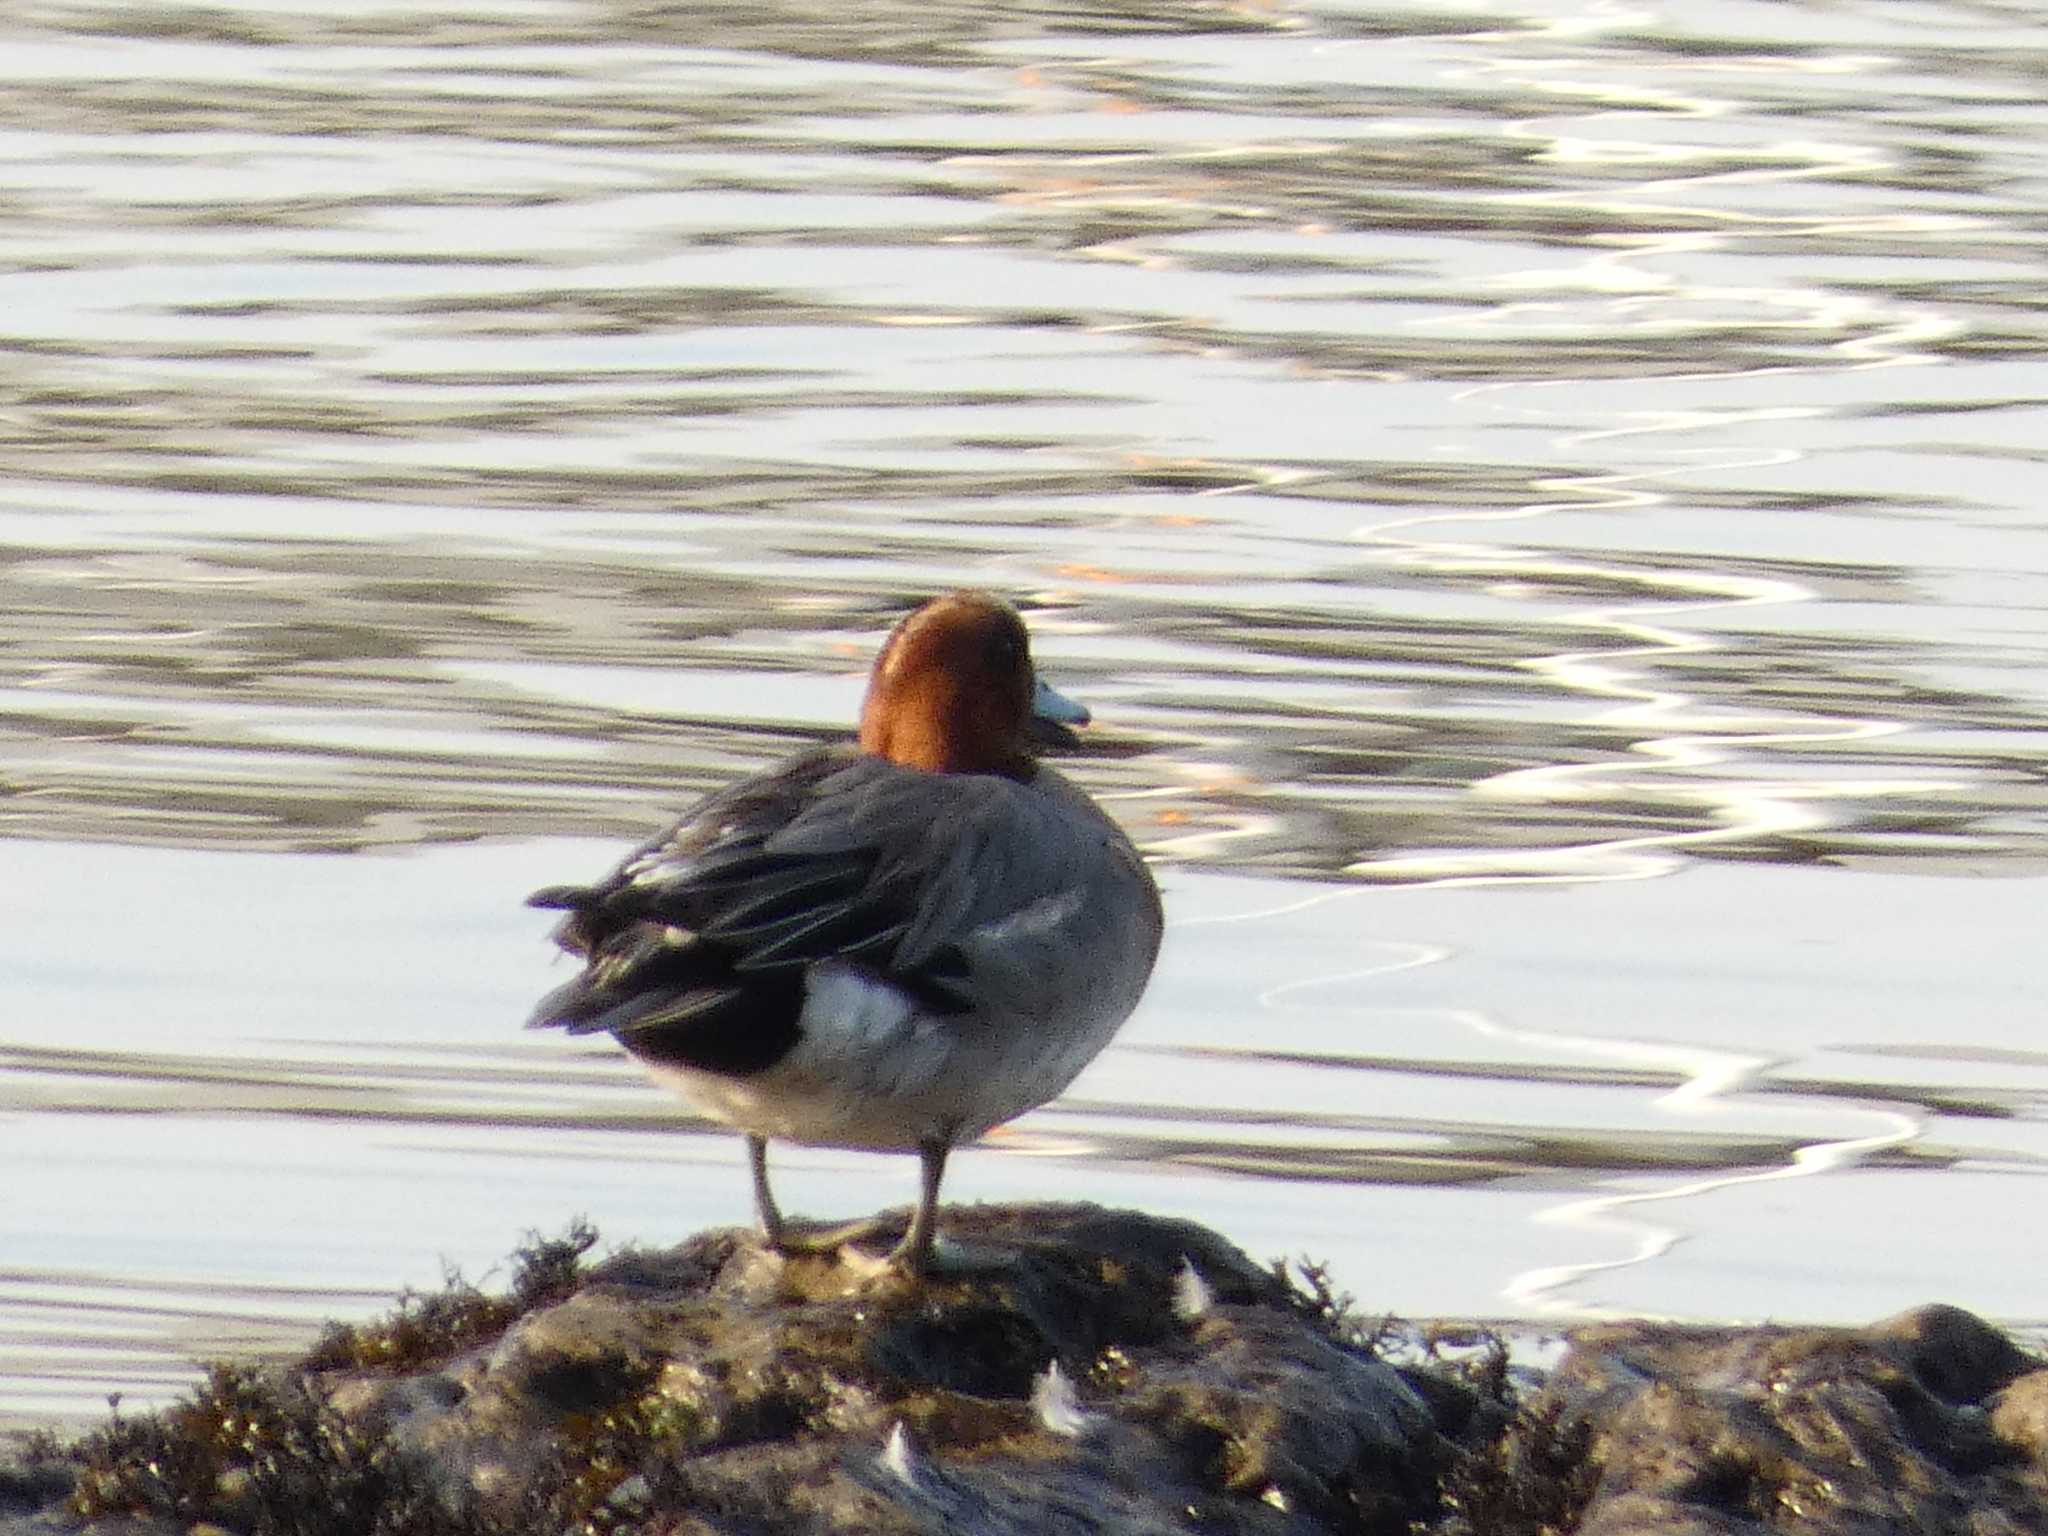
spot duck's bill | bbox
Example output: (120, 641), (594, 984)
(1030, 676), (1090, 748)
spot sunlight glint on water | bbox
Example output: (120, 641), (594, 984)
(4, 0), (2048, 1424)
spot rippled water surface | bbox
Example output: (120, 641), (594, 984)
(6, 0), (2048, 1424)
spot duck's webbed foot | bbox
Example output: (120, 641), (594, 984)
(748, 1134), (1014, 1278)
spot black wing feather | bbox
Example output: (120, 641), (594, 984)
(525, 748), (962, 1077)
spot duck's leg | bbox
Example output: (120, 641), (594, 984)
(887, 1138), (950, 1275)
(747, 1134), (790, 1250)
(751, 1133), (977, 1276)
(750, 1134), (895, 1257)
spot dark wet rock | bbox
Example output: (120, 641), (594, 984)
(5, 1211), (2046, 1536)
(322, 1206), (1452, 1535)
(1533, 1303), (2048, 1536)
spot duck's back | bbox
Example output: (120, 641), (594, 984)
(528, 746), (1160, 1138)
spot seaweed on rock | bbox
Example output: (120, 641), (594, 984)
(304, 1218), (599, 1374)
(11, 1211), (2048, 1536)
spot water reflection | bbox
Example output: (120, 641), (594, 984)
(5, 0), (2048, 1424)
(2, 1032), (2008, 1180)
(6, 522), (2040, 877)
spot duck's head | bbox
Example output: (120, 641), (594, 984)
(859, 591), (1089, 779)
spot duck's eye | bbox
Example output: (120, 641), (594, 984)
(987, 629), (1025, 670)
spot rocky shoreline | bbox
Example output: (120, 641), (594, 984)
(5, 1207), (2044, 1534)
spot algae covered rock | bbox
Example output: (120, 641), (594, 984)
(8, 1210), (2047, 1536)
(18, 1208), (1464, 1535)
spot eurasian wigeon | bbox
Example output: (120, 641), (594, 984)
(526, 591), (1162, 1275)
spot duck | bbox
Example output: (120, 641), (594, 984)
(525, 591), (1162, 1275)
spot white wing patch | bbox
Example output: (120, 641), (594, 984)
(793, 960), (954, 1100)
